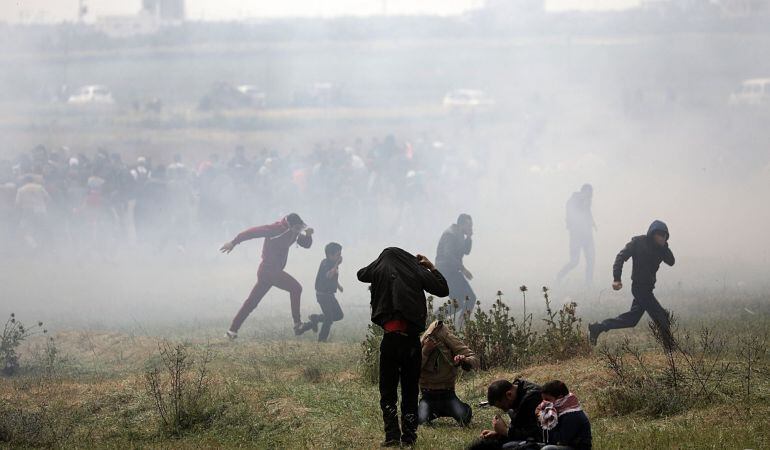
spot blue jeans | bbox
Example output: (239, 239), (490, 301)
(418, 389), (472, 426)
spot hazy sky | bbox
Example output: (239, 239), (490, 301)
(3, 0), (640, 23)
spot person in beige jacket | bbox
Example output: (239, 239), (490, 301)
(418, 320), (479, 426)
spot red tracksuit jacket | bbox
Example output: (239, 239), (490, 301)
(233, 217), (312, 271)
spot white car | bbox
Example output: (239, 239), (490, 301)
(68, 85), (115, 105)
(729, 78), (770, 106)
(236, 85), (267, 107)
(442, 89), (495, 109)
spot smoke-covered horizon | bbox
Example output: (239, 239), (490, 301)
(2, 14), (770, 332)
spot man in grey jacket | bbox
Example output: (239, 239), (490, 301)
(436, 214), (475, 328)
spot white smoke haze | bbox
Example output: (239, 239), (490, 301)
(1, 4), (770, 335)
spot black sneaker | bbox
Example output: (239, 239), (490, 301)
(380, 438), (401, 447)
(308, 314), (321, 333)
(588, 322), (602, 346)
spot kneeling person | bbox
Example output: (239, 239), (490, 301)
(419, 320), (479, 426)
(467, 378), (542, 450)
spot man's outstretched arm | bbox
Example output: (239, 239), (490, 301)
(220, 222), (285, 253)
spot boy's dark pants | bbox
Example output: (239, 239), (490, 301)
(599, 284), (674, 350)
(418, 389), (472, 426)
(379, 332), (421, 444)
(315, 292), (344, 342)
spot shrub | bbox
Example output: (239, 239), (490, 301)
(0, 402), (76, 446)
(360, 286), (591, 376)
(537, 287), (592, 361)
(1, 313), (47, 376)
(460, 291), (537, 370)
(596, 321), (734, 417)
(144, 341), (223, 436)
(358, 324), (383, 385)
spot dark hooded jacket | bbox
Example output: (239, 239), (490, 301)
(357, 247), (449, 334)
(506, 378), (543, 441)
(613, 220), (675, 289)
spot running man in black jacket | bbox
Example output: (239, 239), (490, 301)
(589, 220), (676, 350)
(358, 247), (449, 447)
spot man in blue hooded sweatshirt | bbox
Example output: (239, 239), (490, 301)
(588, 220), (676, 351)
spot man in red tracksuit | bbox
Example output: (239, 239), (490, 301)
(220, 213), (314, 338)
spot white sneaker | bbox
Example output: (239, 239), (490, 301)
(225, 330), (238, 340)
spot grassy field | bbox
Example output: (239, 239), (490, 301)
(2, 293), (768, 450)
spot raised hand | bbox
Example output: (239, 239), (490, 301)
(220, 241), (235, 254)
(416, 254), (436, 271)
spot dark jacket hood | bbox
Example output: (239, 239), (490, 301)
(647, 220), (669, 240)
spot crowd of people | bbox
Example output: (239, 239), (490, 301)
(356, 247), (600, 449)
(0, 135), (483, 258)
(355, 213), (673, 448)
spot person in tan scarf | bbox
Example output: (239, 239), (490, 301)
(418, 320), (479, 426)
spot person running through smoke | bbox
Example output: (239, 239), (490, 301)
(436, 214), (475, 328)
(220, 213), (314, 339)
(589, 220), (676, 351)
(307, 242), (345, 342)
(556, 184), (595, 287)
(357, 248), (448, 447)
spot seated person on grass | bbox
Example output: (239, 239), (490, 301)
(419, 320), (479, 427)
(467, 378), (542, 450)
(536, 380), (592, 450)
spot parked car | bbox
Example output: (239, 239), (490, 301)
(729, 78), (770, 106)
(292, 82), (341, 107)
(442, 89), (495, 109)
(67, 85), (115, 104)
(236, 85), (267, 108)
(199, 82), (266, 110)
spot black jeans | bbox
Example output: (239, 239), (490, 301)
(599, 285), (674, 350)
(467, 437), (511, 450)
(439, 268), (477, 329)
(418, 389), (472, 426)
(313, 292), (344, 342)
(379, 332), (421, 444)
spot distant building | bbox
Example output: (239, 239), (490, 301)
(484, 0), (545, 15)
(641, 0), (770, 16)
(95, 0), (184, 38)
(142, 0), (185, 21)
(719, 0), (770, 16)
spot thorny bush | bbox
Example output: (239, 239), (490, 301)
(1, 313), (48, 376)
(359, 286), (590, 380)
(144, 341), (225, 436)
(597, 315), (769, 417)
